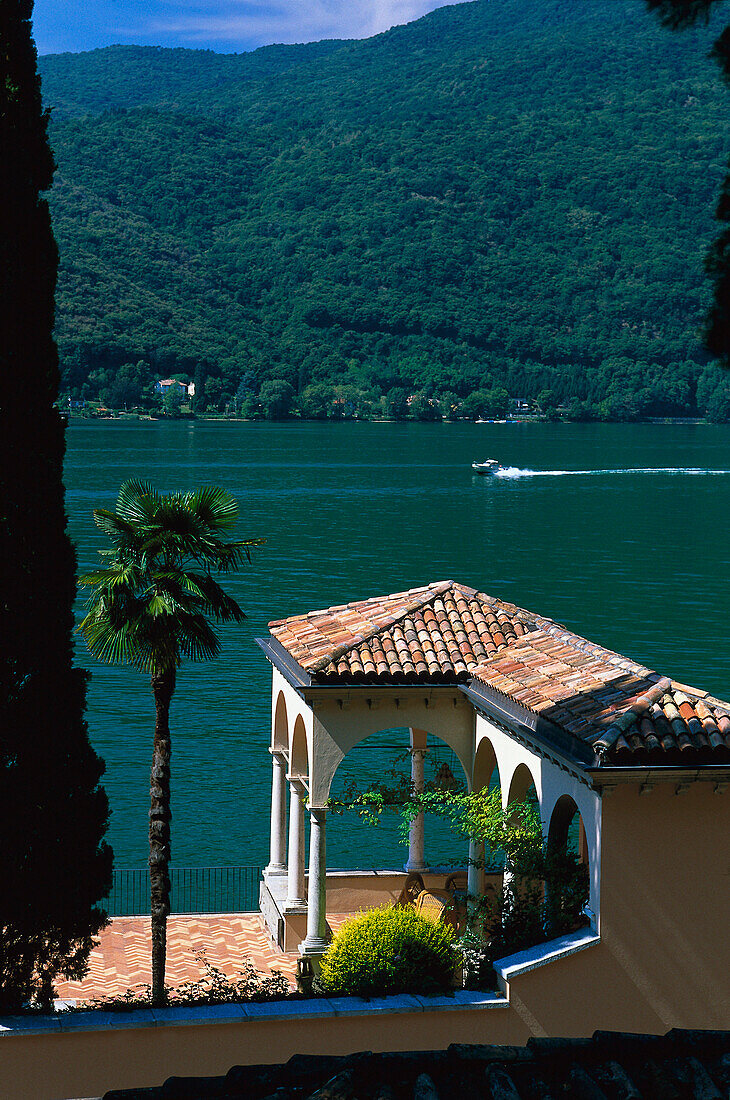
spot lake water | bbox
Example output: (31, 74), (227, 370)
(65, 420), (730, 871)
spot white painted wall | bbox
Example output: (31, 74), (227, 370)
(266, 672), (602, 925)
(474, 714), (602, 921)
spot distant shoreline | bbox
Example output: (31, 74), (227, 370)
(64, 414), (710, 427)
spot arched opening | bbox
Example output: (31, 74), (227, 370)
(327, 727), (469, 872)
(548, 794), (588, 867)
(502, 762), (542, 915)
(469, 737), (503, 894)
(273, 692), (288, 752)
(473, 737), (500, 795)
(545, 794), (590, 936)
(290, 716), (308, 780)
(506, 761), (539, 809)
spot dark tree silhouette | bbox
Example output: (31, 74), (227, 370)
(648, 0), (730, 366)
(0, 1), (112, 1011)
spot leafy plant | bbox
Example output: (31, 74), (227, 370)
(74, 949), (290, 1012)
(318, 906), (455, 998)
(334, 772), (589, 985)
(78, 480), (263, 1004)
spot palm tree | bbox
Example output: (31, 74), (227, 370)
(78, 479), (263, 1003)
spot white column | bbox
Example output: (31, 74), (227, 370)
(467, 837), (484, 898)
(405, 728), (427, 872)
(301, 807), (327, 955)
(266, 750), (287, 875)
(286, 780), (307, 906)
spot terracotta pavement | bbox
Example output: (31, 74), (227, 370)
(55, 913), (352, 1003)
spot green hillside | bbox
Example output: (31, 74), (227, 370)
(39, 0), (730, 419)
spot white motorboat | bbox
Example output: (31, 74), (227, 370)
(471, 458), (502, 475)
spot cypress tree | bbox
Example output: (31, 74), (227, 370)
(647, 0), (730, 365)
(0, 1), (112, 1011)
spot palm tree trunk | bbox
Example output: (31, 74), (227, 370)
(150, 667), (175, 1005)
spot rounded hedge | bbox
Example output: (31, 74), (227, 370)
(318, 905), (455, 998)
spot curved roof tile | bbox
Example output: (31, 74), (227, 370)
(268, 581), (730, 767)
(269, 580), (540, 685)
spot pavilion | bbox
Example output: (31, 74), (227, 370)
(256, 580), (730, 1031)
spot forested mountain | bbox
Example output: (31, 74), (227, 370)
(39, 0), (730, 419)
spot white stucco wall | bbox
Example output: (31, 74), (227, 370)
(474, 713), (602, 921)
(268, 672), (602, 923)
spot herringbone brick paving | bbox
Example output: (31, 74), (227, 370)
(55, 913), (353, 1002)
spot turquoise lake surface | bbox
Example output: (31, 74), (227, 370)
(64, 420), (730, 872)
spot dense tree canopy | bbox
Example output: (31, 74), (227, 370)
(39, 0), (730, 419)
(647, 0), (730, 370)
(0, 0), (111, 1011)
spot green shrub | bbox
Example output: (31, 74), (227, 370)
(318, 906), (455, 999)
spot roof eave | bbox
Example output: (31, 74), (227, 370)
(585, 764), (730, 786)
(463, 678), (599, 769)
(256, 636), (312, 689)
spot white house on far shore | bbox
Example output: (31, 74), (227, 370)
(155, 378), (195, 398)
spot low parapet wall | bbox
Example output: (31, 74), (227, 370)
(10, 923), (725, 1100)
(261, 868), (504, 951)
(0, 930), (598, 1100)
(0, 991), (513, 1100)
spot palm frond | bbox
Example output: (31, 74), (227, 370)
(92, 509), (139, 549)
(80, 480), (261, 674)
(202, 537), (266, 572)
(79, 611), (139, 665)
(183, 486), (240, 531)
(116, 479), (161, 525)
(180, 572), (246, 622)
(175, 612), (222, 662)
(78, 563), (142, 589)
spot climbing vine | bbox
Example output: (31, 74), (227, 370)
(329, 758), (589, 988)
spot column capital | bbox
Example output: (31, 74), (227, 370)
(269, 747), (288, 761)
(309, 806), (327, 822)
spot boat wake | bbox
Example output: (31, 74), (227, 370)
(493, 466), (730, 479)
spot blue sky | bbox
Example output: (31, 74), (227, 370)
(32, 1), (464, 56)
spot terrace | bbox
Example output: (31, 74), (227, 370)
(5, 580), (730, 1100)
(256, 579), (730, 996)
(61, 578), (730, 998)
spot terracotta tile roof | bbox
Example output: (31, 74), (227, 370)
(470, 628), (730, 766)
(268, 581), (730, 767)
(268, 581), (541, 684)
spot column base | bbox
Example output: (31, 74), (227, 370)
(264, 863), (287, 876)
(404, 859), (428, 873)
(299, 938), (328, 958)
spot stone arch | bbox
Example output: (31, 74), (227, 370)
(273, 691), (288, 752)
(290, 715), (309, 780)
(325, 724), (471, 803)
(473, 736), (500, 794)
(544, 793), (590, 933)
(548, 794), (587, 866)
(506, 761), (539, 808)
(309, 696), (474, 809)
(326, 725), (470, 871)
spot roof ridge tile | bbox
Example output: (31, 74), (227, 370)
(307, 580), (454, 673)
(593, 678), (672, 757)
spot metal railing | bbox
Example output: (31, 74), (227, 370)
(107, 865), (262, 916)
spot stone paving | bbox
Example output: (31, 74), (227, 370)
(55, 913), (352, 1003)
